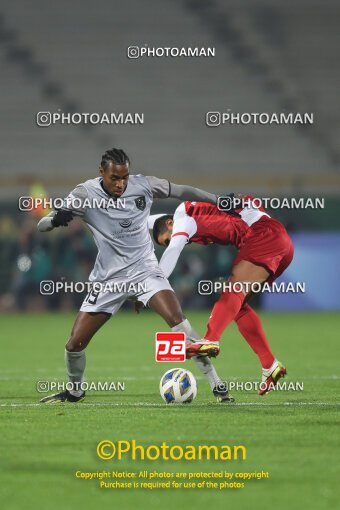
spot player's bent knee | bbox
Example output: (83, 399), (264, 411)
(167, 312), (185, 327)
(65, 336), (88, 352)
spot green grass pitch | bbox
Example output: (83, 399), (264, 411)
(1, 311), (339, 510)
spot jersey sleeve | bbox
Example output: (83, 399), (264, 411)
(157, 204), (196, 278)
(171, 203), (197, 240)
(146, 176), (170, 198)
(169, 183), (217, 204)
(62, 185), (88, 216)
(146, 175), (218, 204)
(159, 235), (188, 278)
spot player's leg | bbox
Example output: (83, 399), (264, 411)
(191, 261), (285, 395)
(238, 237), (293, 394)
(148, 289), (184, 327)
(204, 260), (269, 342)
(149, 289), (218, 359)
(64, 311), (111, 395)
(234, 303), (275, 369)
(40, 311), (111, 403)
(195, 221), (292, 392)
(149, 289), (218, 356)
(148, 289), (234, 402)
(185, 260), (269, 361)
(203, 259), (288, 394)
(234, 302), (286, 394)
(203, 218), (294, 346)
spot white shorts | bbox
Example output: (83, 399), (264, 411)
(80, 272), (173, 315)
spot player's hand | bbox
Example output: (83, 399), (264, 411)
(134, 301), (144, 314)
(51, 209), (74, 227)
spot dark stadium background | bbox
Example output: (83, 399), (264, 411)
(1, 4), (340, 510)
(0, 0), (339, 312)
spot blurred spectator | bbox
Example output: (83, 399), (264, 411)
(0, 199), (336, 311)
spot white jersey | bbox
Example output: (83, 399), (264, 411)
(64, 175), (170, 282)
(38, 174), (219, 287)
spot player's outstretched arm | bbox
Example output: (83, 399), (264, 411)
(37, 185), (88, 232)
(37, 209), (74, 232)
(147, 213), (185, 277)
(169, 182), (217, 204)
(159, 236), (187, 278)
(146, 176), (218, 204)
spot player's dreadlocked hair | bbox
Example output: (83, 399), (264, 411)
(100, 148), (130, 169)
(152, 215), (174, 245)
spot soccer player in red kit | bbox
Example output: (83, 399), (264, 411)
(150, 195), (294, 395)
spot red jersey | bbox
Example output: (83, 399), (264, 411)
(172, 197), (269, 249)
(170, 198), (293, 280)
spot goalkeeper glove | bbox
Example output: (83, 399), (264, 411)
(51, 209), (74, 227)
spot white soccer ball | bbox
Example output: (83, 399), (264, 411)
(160, 368), (197, 404)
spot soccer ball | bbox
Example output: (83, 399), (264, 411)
(160, 368), (197, 404)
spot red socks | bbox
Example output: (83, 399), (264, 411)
(235, 303), (275, 369)
(204, 291), (275, 370)
(205, 290), (245, 342)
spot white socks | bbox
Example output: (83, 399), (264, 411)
(65, 349), (86, 397)
(193, 356), (223, 390)
(171, 319), (224, 390)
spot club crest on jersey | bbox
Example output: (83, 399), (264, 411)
(119, 219), (132, 228)
(135, 196), (146, 211)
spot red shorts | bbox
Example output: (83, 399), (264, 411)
(233, 216), (294, 283)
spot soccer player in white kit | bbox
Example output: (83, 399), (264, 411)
(38, 148), (233, 403)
